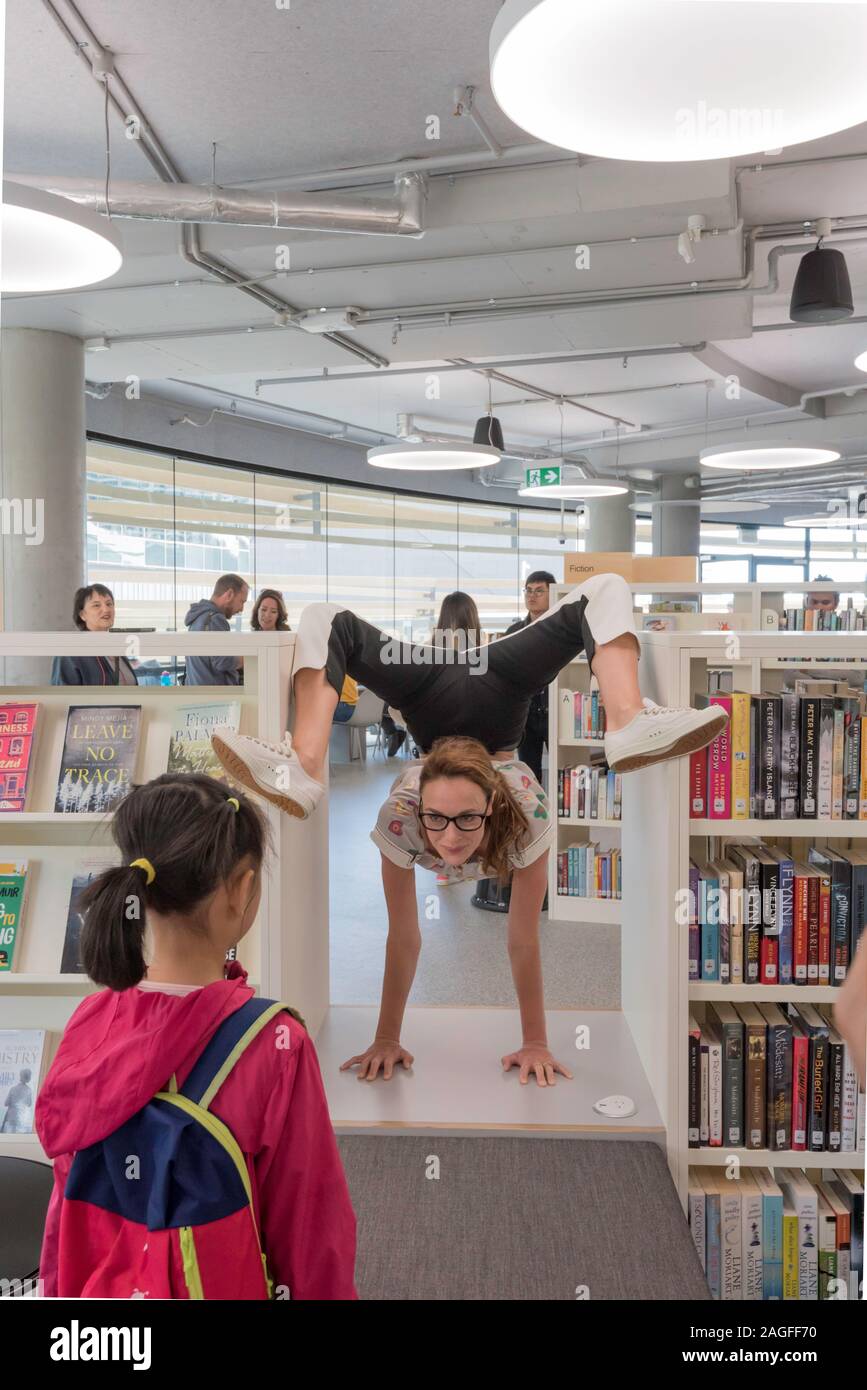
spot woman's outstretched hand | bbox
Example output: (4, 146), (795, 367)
(341, 1038), (414, 1082)
(501, 1043), (573, 1087)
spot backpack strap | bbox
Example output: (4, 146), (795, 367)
(179, 997), (305, 1111)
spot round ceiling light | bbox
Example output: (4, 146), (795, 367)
(1, 180), (122, 291)
(855, 349), (867, 373)
(489, 0), (867, 162)
(518, 470), (629, 499)
(367, 442), (501, 472)
(629, 499), (769, 514)
(700, 442), (841, 472)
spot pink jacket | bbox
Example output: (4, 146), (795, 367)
(35, 964), (358, 1300)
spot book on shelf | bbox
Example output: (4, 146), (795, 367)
(0, 861), (29, 972)
(55, 705), (142, 813)
(557, 686), (606, 741)
(690, 681), (867, 823)
(692, 844), (867, 988)
(556, 841), (621, 899)
(557, 760), (621, 821)
(690, 1164), (864, 1301)
(61, 859), (115, 974)
(780, 605), (865, 632)
(167, 701), (241, 781)
(687, 1002), (864, 1157)
(0, 1029), (62, 1133)
(0, 703), (40, 811)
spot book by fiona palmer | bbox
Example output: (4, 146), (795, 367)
(54, 706), (141, 813)
(167, 701), (242, 782)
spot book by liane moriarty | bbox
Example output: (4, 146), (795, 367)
(54, 706), (141, 813)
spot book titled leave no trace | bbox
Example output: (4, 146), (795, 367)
(54, 706), (142, 813)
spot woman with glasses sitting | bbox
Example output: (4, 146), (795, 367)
(211, 572), (728, 1087)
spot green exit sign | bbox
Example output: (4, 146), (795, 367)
(524, 465), (561, 489)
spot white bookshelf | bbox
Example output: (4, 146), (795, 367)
(622, 629), (867, 1217)
(0, 629), (328, 1162)
(548, 584), (621, 925)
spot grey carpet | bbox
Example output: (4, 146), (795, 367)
(336, 1135), (709, 1301)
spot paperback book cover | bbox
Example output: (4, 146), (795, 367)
(54, 706), (142, 813)
(0, 861), (29, 972)
(167, 702), (242, 783)
(61, 859), (115, 973)
(0, 1029), (61, 1133)
(0, 703), (40, 812)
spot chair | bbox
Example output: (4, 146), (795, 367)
(0, 1155), (54, 1294)
(348, 687), (388, 761)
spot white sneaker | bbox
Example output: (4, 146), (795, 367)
(210, 730), (325, 819)
(604, 698), (729, 774)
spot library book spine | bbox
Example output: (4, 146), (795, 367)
(757, 695), (781, 820)
(708, 696), (732, 819)
(817, 697), (834, 820)
(779, 691), (800, 819)
(799, 697), (819, 818)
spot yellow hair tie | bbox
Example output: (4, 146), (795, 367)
(129, 857), (156, 885)
(226, 797), (240, 812)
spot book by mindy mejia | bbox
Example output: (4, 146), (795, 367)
(54, 705), (141, 813)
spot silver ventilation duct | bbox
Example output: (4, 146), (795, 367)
(6, 172), (425, 237)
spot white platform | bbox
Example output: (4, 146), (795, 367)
(316, 1005), (664, 1140)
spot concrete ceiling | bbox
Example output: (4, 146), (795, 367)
(4, 0), (867, 524)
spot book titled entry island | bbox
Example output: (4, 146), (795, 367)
(55, 706), (142, 813)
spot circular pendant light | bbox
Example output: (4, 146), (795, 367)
(700, 442), (841, 471)
(490, 0), (867, 162)
(1, 181), (122, 291)
(855, 349), (867, 373)
(518, 463), (628, 498)
(368, 442), (501, 471)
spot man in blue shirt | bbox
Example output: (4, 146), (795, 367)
(184, 572), (248, 685)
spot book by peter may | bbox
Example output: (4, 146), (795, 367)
(54, 706), (142, 813)
(167, 702), (241, 783)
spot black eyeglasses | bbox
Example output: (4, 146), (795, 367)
(524, 585), (549, 597)
(419, 806), (490, 832)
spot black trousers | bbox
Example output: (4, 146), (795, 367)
(518, 724), (546, 784)
(292, 575), (634, 756)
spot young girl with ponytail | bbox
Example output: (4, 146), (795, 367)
(35, 773), (357, 1300)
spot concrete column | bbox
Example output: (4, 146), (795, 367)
(1, 329), (86, 682)
(585, 490), (634, 552)
(651, 474), (700, 557)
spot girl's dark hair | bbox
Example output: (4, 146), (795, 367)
(79, 773), (267, 991)
(250, 588), (290, 631)
(433, 591), (482, 649)
(73, 583), (115, 631)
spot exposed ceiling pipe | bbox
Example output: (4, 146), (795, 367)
(255, 343), (709, 391)
(9, 172), (426, 237)
(346, 230), (867, 333)
(38, 0), (388, 370)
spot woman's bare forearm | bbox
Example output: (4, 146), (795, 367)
(376, 858), (422, 1041)
(507, 855), (549, 1045)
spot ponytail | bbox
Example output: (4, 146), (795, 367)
(80, 864), (149, 992)
(78, 773), (267, 991)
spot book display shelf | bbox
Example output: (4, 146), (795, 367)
(623, 631), (867, 1248)
(548, 581), (867, 929)
(0, 630), (328, 1163)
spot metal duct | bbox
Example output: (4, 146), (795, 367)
(7, 172), (425, 237)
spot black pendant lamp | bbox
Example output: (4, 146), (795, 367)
(473, 413), (505, 451)
(789, 242), (854, 323)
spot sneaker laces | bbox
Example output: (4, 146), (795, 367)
(639, 699), (695, 717)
